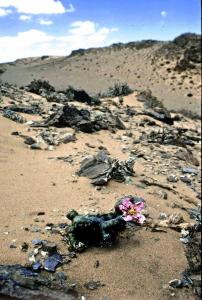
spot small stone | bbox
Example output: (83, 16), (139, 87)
(159, 191), (168, 200)
(169, 279), (182, 288)
(94, 260), (100, 268)
(96, 186), (102, 191)
(180, 175), (191, 184)
(30, 143), (42, 150)
(182, 167), (198, 175)
(11, 131), (20, 136)
(63, 133), (76, 143)
(24, 137), (36, 145)
(84, 281), (102, 290)
(32, 261), (42, 271)
(32, 239), (44, 246)
(180, 237), (191, 244)
(37, 212), (45, 216)
(47, 145), (54, 151)
(167, 175), (178, 183)
(42, 242), (57, 254)
(44, 253), (63, 272)
(20, 242), (29, 252)
(26, 121), (34, 125)
(159, 213), (167, 220)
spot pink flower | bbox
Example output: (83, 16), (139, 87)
(119, 198), (145, 224)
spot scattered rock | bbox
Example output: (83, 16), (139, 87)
(167, 174), (178, 183)
(35, 104), (125, 134)
(0, 264), (77, 299)
(159, 213), (168, 220)
(182, 167), (198, 175)
(143, 127), (198, 147)
(3, 109), (26, 123)
(84, 280), (102, 290)
(77, 151), (135, 185)
(180, 175), (192, 184)
(20, 242), (29, 252)
(168, 213), (184, 225)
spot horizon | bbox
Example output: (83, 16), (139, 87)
(0, 0), (201, 63)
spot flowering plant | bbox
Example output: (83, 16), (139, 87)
(118, 197), (145, 224)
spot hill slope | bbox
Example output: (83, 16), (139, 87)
(0, 33), (201, 114)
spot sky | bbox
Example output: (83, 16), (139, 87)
(0, 0), (201, 63)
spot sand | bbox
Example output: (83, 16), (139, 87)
(0, 91), (200, 299)
(1, 43), (201, 115)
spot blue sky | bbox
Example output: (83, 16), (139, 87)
(0, 0), (201, 62)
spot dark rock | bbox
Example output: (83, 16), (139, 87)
(0, 264), (77, 299)
(169, 279), (183, 288)
(3, 109), (26, 123)
(37, 211), (45, 216)
(167, 175), (178, 183)
(32, 239), (44, 246)
(42, 104), (125, 134)
(77, 151), (135, 185)
(32, 261), (42, 271)
(20, 242), (29, 252)
(44, 253), (63, 272)
(182, 168), (198, 175)
(180, 175), (192, 184)
(30, 143), (42, 150)
(94, 260), (100, 268)
(11, 131), (20, 136)
(24, 136), (37, 145)
(160, 191), (168, 200)
(175, 149), (199, 166)
(4, 104), (41, 115)
(144, 109), (173, 125)
(84, 280), (102, 290)
(42, 242), (57, 255)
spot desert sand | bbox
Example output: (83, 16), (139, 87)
(0, 34), (201, 300)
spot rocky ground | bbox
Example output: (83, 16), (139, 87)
(0, 79), (201, 300)
(0, 33), (201, 115)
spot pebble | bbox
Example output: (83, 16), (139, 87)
(20, 242), (29, 252)
(167, 174), (178, 183)
(94, 260), (100, 268)
(159, 213), (167, 220)
(180, 175), (191, 184)
(30, 143), (42, 150)
(182, 167), (198, 175)
(84, 281), (102, 290)
(160, 191), (168, 200)
(169, 279), (182, 288)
